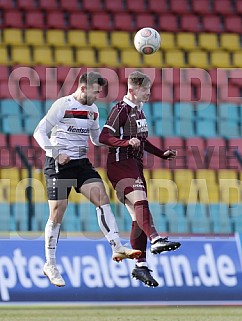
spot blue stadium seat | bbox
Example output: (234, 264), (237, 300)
(196, 118), (217, 137)
(174, 102), (194, 120)
(196, 102), (217, 120)
(190, 217), (211, 233)
(186, 203), (207, 220)
(155, 119), (175, 136)
(218, 103), (239, 121)
(32, 202), (49, 231)
(217, 119), (240, 138)
(164, 203), (189, 233)
(208, 203), (232, 233)
(77, 202), (99, 232)
(62, 203), (80, 232)
(149, 202), (168, 232)
(0, 203), (14, 231)
(12, 203), (29, 231)
(174, 118), (195, 137)
(152, 102), (173, 120)
(25, 116), (42, 134)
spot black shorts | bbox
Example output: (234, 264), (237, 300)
(44, 157), (102, 200)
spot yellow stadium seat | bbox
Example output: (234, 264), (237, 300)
(110, 31), (131, 49)
(188, 50), (209, 68)
(143, 51), (163, 67)
(46, 30), (66, 46)
(120, 48), (143, 67)
(218, 169), (238, 180)
(210, 50), (231, 68)
(220, 33), (240, 52)
(152, 169), (172, 180)
(194, 179), (219, 204)
(219, 170), (240, 204)
(98, 48), (119, 67)
(76, 48), (98, 67)
(67, 30), (87, 47)
(174, 169), (194, 185)
(25, 29), (45, 46)
(0, 46), (10, 64)
(198, 33), (219, 51)
(159, 32), (175, 50)
(33, 46), (53, 65)
(232, 51), (242, 68)
(165, 49), (186, 68)
(176, 32), (196, 51)
(54, 47), (74, 66)
(196, 169), (217, 183)
(15, 178), (47, 203)
(69, 189), (88, 203)
(148, 179), (177, 203)
(11, 46), (32, 65)
(3, 29), (23, 45)
(1, 168), (20, 180)
(88, 31), (109, 49)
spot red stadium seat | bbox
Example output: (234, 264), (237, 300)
(152, 83), (173, 103)
(196, 84), (217, 104)
(227, 138), (242, 169)
(0, 80), (18, 99)
(158, 14), (179, 32)
(40, 82), (61, 100)
(0, 0), (14, 9)
(213, 0), (233, 15)
(126, 0), (146, 13)
(202, 15), (223, 33)
(59, 0), (80, 11)
(38, 0), (59, 10)
(25, 10), (45, 28)
(208, 68), (229, 86)
(162, 68), (182, 86)
(56, 66), (78, 82)
(113, 13), (134, 32)
(218, 84), (241, 103)
(17, 0), (36, 10)
(224, 16), (242, 33)
(18, 80), (40, 100)
(148, 0), (169, 13)
(180, 14), (201, 32)
(104, 0), (125, 12)
(46, 11), (66, 29)
(82, 0), (102, 12)
(192, 0), (213, 15)
(68, 12), (90, 30)
(135, 14), (156, 30)
(34, 65), (55, 84)
(185, 137), (205, 169)
(205, 137), (226, 169)
(170, 0), (191, 14)
(229, 69), (242, 87)
(235, 0), (242, 14)
(174, 84), (196, 102)
(91, 13), (112, 30)
(3, 10), (23, 28)
(0, 66), (9, 81)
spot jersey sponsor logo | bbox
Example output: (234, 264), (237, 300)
(87, 111), (95, 120)
(64, 110), (98, 120)
(67, 126), (89, 134)
(136, 119), (148, 133)
(133, 177), (144, 188)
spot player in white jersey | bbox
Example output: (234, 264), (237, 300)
(33, 71), (141, 287)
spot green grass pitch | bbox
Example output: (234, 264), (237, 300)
(1, 306), (242, 321)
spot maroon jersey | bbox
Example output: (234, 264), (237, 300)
(100, 97), (166, 165)
(100, 97), (148, 163)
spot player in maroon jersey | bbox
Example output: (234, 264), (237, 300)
(99, 71), (181, 287)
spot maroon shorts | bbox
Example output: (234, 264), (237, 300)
(107, 158), (147, 202)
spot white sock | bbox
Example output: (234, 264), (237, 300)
(96, 204), (122, 251)
(45, 219), (61, 265)
(136, 261), (148, 268)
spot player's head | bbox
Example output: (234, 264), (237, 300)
(127, 71), (152, 104)
(78, 71), (107, 105)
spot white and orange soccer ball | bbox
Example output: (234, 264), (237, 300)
(134, 27), (161, 55)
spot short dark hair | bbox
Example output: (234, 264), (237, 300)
(79, 71), (107, 87)
(128, 71), (151, 87)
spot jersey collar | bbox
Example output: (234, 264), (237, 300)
(123, 96), (143, 111)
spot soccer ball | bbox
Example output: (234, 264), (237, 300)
(134, 27), (161, 55)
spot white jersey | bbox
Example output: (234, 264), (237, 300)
(33, 94), (103, 159)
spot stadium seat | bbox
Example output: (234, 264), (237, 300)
(104, 0), (125, 12)
(32, 202), (49, 231)
(11, 46), (32, 66)
(0, 66), (9, 82)
(176, 32), (196, 51)
(192, 0), (213, 15)
(220, 33), (240, 51)
(88, 31), (109, 48)
(188, 51), (208, 69)
(213, 0), (233, 15)
(3, 10), (24, 28)
(67, 30), (87, 47)
(232, 51), (242, 68)
(148, 203), (168, 232)
(46, 11), (66, 29)
(143, 52), (163, 68)
(110, 31), (131, 49)
(166, 203), (189, 233)
(0, 203), (13, 231)
(198, 33), (219, 51)
(159, 33), (175, 50)
(180, 14), (201, 32)
(174, 102), (194, 120)
(135, 13), (156, 30)
(3, 28), (23, 45)
(0, 47), (10, 65)
(174, 84), (196, 102)
(148, 0), (169, 13)
(196, 102), (217, 121)
(125, 0), (146, 13)
(208, 203), (232, 233)
(75, 48), (98, 67)
(152, 101), (173, 120)
(98, 48), (119, 67)
(210, 51), (231, 68)
(113, 13), (135, 32)
(120, 49), (142, 67)
(82, 0), (102, 12)
(25, 10), (45, 28)
(91, 13), (112, 31)
(25, 29), (45, 46)
(196, 119), (217, 138)
(165, 50), (186, 68)
(68, 12), (90, 30)
(59, 0), (80, 11)
(202, 15), (223, 33)
(0, 0), (15, 9)
(46, 30), (66, 46)
(158, 14), (179, 32)
(234, 0), (242, 14)
(33, 46), (54, 66)
(224, 16), (242, 33)
(78, 202), (100, 232)
(54, 47), (74, 66)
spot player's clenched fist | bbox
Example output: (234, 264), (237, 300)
(128, 137), (140, 148)
(162, 149), (177, 160)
